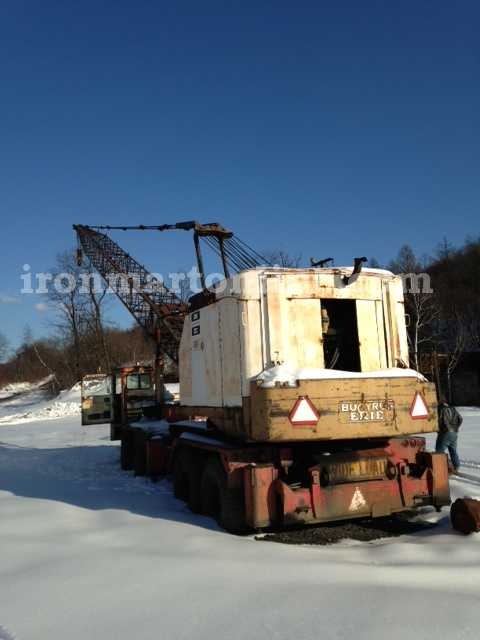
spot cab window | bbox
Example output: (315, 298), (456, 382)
(126, 375), (140, 390)
(126, 373), (152, 390)
(139, 374), (151, 389)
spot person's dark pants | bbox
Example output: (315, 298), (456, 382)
(435, 431), (460, 470)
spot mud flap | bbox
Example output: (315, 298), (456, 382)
(244, 465), (279, 529)
(423, 451), (450, 508)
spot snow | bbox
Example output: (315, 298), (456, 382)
(164, 382), (180, 402)
(131, 418), (209, 431)
(258, 266), (396, 277)
(0, 375), (55, 400)
(79, 379), (178, 402)
(424, 407), (480, 465)
(0, 382), (80, 425)
(359, 267), (396, 277)
(0, 626), (15, 640)
(173, 419), (208, 429)
(130, 418), (209, 435)
(130, 418), (171, 435)
(179, 432), (233, 447)
(1, 388), (480, 639)
(256, 363), (427, 387)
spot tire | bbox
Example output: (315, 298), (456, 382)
(173, 449), (189, 501)
(172, 448), (203, 513)
(200, 457), (247, 534)
(110, 423), (122, 441)
(133, 430), (147, 477)
(121, 429), (134, 470)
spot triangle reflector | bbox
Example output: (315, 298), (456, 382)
(289, 396), (319, 426)
(410, 392), (429, 419)
(349, 487), (367, 512)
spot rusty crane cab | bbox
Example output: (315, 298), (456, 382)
(81, 364), (156, 439)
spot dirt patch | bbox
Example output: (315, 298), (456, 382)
(257, 514), (437, 545)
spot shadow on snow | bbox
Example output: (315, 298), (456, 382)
(0, 440), (220, 532)
(0, 439), (451, 541)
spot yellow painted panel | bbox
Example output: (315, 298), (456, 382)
(287, 298), (324, 368)
(357, 299), (382, 371)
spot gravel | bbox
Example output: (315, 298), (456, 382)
(256, 514), (438, 545)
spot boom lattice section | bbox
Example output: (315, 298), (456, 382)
(74, 225), (187, 364)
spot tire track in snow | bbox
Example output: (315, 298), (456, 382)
(459, 459), (480, 470)
(0, 625), (17, 640)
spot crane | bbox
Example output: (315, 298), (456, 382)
(74, 222), (451, 535)
(73, 221), (268, 371)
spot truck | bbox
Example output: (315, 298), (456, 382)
(76, 222), (450, 533)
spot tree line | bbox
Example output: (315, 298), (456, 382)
(0, 250), (155, 389)
(379, 236), (480, 399)
(0, 238), (478, 392)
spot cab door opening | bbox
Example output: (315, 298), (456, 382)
(321, 299), (361, 371)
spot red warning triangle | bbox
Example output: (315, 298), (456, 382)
(289, 396), (320, 426)
(410, 392), (429, 420)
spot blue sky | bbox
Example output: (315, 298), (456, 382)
(0, 1), (479, 348)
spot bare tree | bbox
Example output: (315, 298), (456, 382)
(48, 252), (88, 379)
(407, 286), (439, 371)
(436, 237), (455, 260)
(0, 332), (9, 363)
(263, 250), (302, 268)
(445, 312), (468, 402)
(86, 277), (111, 372)
(427, 238), (480, 399)
(388, 245), (438, 370)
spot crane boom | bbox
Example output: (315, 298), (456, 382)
(73, 221), (269, 366)
(73, 224), (187, 364)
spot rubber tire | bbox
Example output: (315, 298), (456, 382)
(172, 448), (203, 513)
(121, 429), (135, 470)
(173, 449), (189, 501)
(200, 457), (247, 534)
(133, 429), (147, 477)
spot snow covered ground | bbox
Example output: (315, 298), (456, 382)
(1, 387), (480, 640)
(0, 378), (80, 424)
(0, 376), (55, 401)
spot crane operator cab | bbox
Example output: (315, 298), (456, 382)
(81, 364), (156, 439)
